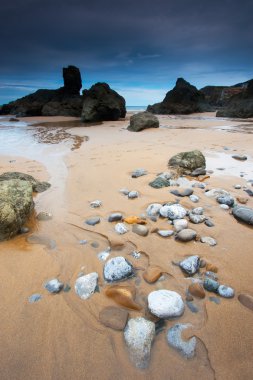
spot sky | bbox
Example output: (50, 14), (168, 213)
(0, 0), (252, 106)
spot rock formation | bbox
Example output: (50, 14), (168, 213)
(216, 79), (253, 118)
(127, 111), (159, 132)
(147, 78), (210, 114)
(168, 150), (206, 175)
(0, 66), (83, 117)
(201, 81), (248, 107)
(81, 83), (126, 122)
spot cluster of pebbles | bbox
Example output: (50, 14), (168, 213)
(28, 166), (253, 370)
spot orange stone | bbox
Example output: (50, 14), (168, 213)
(124, 216), (146, 224)
(143, 266), (163, 284)
(206, 263), (218, 273)
(188, 283), (205, 299)
(104, 284), (141, 310)
(236, 197), (249, 204)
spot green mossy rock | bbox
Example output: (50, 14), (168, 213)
(168, 150), (206, 174)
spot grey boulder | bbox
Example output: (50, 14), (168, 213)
(127, 111), (159, 132)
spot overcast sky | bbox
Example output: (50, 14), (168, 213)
(0, 0), (252, 105)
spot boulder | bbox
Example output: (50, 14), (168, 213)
(0, 65), (83, 117)
(0, 179), (34, 241)
(168, 150), (206, 175)
(127, 111), (159, 132)
(0, 172), (50, 193)
(147, 78), (210, 114)
(81, 82), (126, 122)
(216, 79), (253, 118)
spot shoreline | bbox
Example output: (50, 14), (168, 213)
(0, 112), (252, 379)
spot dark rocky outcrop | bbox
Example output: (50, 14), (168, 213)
(147, 78), (210, 114)
(0, 172), (50, 193)
(0, 179), (34, 241)
(0, 66), (83, 117)
(216, 80), (253, 118)
(201, 81), (248, 108)
(168, 150), (206, 175)
(127, 111), (159, 132)
(81, 83), (126, 122)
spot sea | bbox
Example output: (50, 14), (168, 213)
(126, 106), (146, 112)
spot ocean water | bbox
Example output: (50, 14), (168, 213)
(126, 105), (146, 112)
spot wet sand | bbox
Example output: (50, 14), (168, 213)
(0, 113), (252, 379)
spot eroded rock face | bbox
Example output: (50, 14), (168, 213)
(127, 112), (159, 132)
(0, 66), (83, 117)
(0, 179), (34, 241)
(81, 82), (126, 122)
(147, 78), (210, 114)
(168, 150), (206, 175)
(216, 79), (253, 118)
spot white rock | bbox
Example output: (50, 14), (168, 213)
(146, 203), (162, 217)
(200, 236), (217, 247)
(167, 323), (196, 359)
(160, 204), (187, 220)
(44, 278), (64, 293)
(148, 290), (185, 318)
(220, 204), (229, 210)
(97, 247), (111, 261)
(173, 219), (188, 232)
(189, 194), (199, 203)
(104, 256), (133, 282)
(218, 285), (235, 298)
(90, 200), (102, 208)
(124, 317), (155, 369)
(205, 188), (230, 198)
(115, 223), (128, 234)
(75, 272), (98, 300)
(128, 190), (139, 199)
(157, 230), (174, 237)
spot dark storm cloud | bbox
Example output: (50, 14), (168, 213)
(0, 0), (253, 104)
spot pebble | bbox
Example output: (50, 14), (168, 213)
(90, 200), (102, 208)
(115, 223), (128, 234)
(149, 177), (170, 188)
(200, 236), (217, 247)
(28, 293), (42, 303)
(203, 278), (219, 293)
(205, 219), (215, 227)
(85, 216), (100, 226)
(75, 272), (98, 300)
(191, 207), (204, 215)
(124, 317), (155, 369)
(205, 271), (218, 280)
(236, 197), (248, 204)
(157, 229), (174, 237)
(232, 154), (247, 161)
(186, 301), (199, 313)
(218, 285), (235, 298)
(132, 224), (149, 236)
(170, 188), (193, 197)
(124, 216), (146, 224)
(188, 283), (205, 299)
(146, 203), (162, 217)
(105, 285), (141, 310)
(209, 296), (221, 304)
(217, 195), (234, 207)
(131, 168), (147, 178)
(167, 323), (196, 359)
(97, 247), (111, 261)
(160, 204), (187, 220)
(205, 188), (230, 198)
(128, 190), (139, 199)
(220, 204), (229, 210)
(244, 189), (253, 197)
(143, 266), (163, 283)
(189, 213), (206, 224)
(20, 226), (29, 234)
(79, 239), (88, 245)
(173, 219), (188, 232)
(99, 306), (129, 330)
(120, 188), (130, 195)
(179, 256), (200, 275)
(103, 256), (133, 282)
(176, 228), (197, 242)
(157, 172), (173, 180)
(148, 290), (185, 318)
(131, 251), (141, 259)
(44, 278), (64, 294)
(189, 194), (199, 203)
(232, 206), (253, 225)
(108, 213), (123, 222)
(36, 211), (53, 221)
(234, 185), (241, 189)
(238, 294), (253, 311)
(191, 167), (206, 176)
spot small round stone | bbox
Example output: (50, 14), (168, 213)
(148, 290), (185, 318)
(189, 195), (199, 203)
(103, 256), (133, 282)
(146, 203), (162, 217)
(200, 236), (217, 247)
(44, 278), (64, 294)
(167, 323), (196, 359)
(75, 272), (98, 300)
(108, 213), (123, 222)
(115, 223), (128, 234)
(90, 200), (102, 208)
(179, 256), (200, 275)
(157, 229), (174, 237)
(218, 285), (235, 298)
(132, 224), (149, 236)
(203, 278), (219, 292)
(234, 185), (241, 190)
(220, 204), (229, 210)
(128, 191), (139, 199)
(160, 204), (187, 220)
(188, 283), (205, 299)
(85, 216), (100, 226)
(173, 219), (188, 232)
(176, 229), (197, 242)
(217, 195), (234, 207)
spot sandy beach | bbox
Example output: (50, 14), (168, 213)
(0, 112), (252, 380)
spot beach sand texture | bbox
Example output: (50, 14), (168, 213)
(0, 112), (252, 380)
